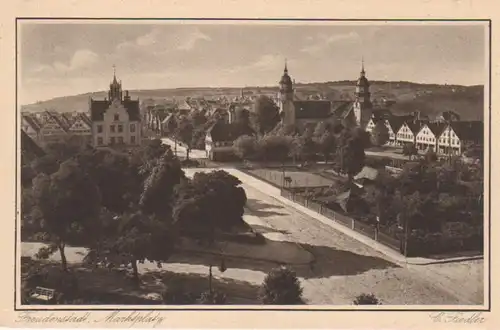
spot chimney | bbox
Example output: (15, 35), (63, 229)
(124, 90), (130, 101)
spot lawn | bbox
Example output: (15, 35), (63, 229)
(246, 167), (334, 188)
(21, 259), (260, 305)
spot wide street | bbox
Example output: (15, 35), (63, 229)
(161, 137), (207, 159)
(22, 167), (484, 305)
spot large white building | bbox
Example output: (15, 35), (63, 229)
(89, 71), (142, 148)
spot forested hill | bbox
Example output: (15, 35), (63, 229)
(21, 81), (484, 121)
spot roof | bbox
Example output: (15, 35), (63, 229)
(21, 130), (45, 158)
(371, 108), (393, 121)
(331, 101), (354, 119)
(450, 121), (483, 142)
(356, 76), (369, 87)
(293, 101), (332, 119)
(387, 116), (406, 132)
(76, 113), (92, 127)
(406, 120), (425, 135)
(207, 121), (255, 142)
(45, 111), (69, 132)
(59, 113), (74, 128)
(90, 99), (141, 121)
(22, 114), (41, 132)
(425, 122), (447, 137)
(162, 113), (175, 124)
(353, 166), (379, 182)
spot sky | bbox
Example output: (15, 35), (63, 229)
(19, 21), (487, 104)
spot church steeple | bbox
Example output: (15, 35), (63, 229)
(279, 59), (293, 94)
(278, 59), (295, 126)
(109, 65), (123, 102)
(353, 58), (372, 128)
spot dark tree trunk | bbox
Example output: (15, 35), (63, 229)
(59, 243), (68, 272)
(186, 147), (190, 160)
(131, 259), (140, 286)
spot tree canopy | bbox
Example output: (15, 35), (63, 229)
(252, 95), (280, 135)
(31, 160), (102, 271)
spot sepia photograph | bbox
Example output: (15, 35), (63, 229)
(17, 19), (488, 310)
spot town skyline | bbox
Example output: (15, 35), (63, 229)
(20, 22), (487, 104)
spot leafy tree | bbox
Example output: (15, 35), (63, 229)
(257, 135), (293, 162)
(234, 108), (251, 126)
(140, 149), (185, 218)
(31, 154), (59, 176)
(396, 191), (422, 236)
(191, 128), (207, 150)
(252, 95), (280, 135)
(21, 165), (37, 188)
(370, 121), (390, 146)
(173, 170), (247, 241)
(334, 128), (365, 180)
(425, 149), (438, 163)
(353, 293), (380, 305)
(190, 110), (207, 127)
(76, 148), (141, 213)
(315, 131), (336, 164)
(31, 160), (101, 271)
(259, 266), (304, 305)
(233, 135), (258, 160)
(42, 135), (87, 162)
(402, 143), (418, 160)
(175, 116), (195, 160)
(95, 211), (178, 285)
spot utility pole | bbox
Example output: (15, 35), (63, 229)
(404, 216), (409, 258)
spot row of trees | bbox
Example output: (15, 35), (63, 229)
(22, 138), (248, 284)
(360, 154), (483, 241)
(233, 120), (370, 180)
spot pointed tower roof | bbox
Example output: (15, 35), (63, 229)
(356, 58), (369, 87)
(279, 59), (293, 88)
(111, 64), (119, 85)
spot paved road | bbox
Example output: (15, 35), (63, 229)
(161, 137), (207, 159)
(182, 168), (484, 305)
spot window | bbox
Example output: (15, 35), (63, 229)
(131, 136), (136, 144)
(97, 137), (103, 145)
(118, 125), (123, 133)
(110, 125), (115, 133)
(97, 125), (103, 133)
(114, 114), (119, 121)
(110, 137), (116, 144)
(130, 124), (136, 133)
(117, 136), (124, 144)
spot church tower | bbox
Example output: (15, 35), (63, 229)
(108, 65), (123, 102)
(278, 60), (295, 125)
(353, 59), (372, 127)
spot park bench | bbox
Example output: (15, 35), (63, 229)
(30, 286), (55, 302)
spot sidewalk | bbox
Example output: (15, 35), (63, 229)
(226, 168), (483, 267)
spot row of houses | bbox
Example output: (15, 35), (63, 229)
(21, 110), (92, 145)
(365, 115), (482, 155)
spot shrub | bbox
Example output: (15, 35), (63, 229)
(197, 290), (227, 305)
(353, 293), (380, 305)
(259, 266), (304, 304)
(162, 284), (198, 304)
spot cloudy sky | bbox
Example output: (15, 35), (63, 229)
(19, 21), (487, 104)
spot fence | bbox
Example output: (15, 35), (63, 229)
(280, 188), (483, 257)
(280, 189), (403, 255)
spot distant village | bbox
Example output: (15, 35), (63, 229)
(21, 62), (482, 160)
